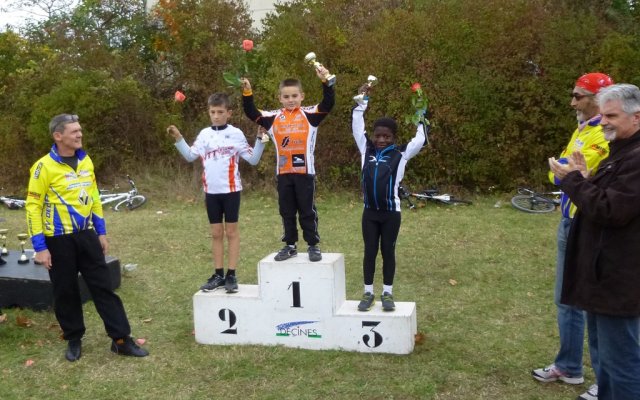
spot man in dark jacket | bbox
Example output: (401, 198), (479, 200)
(549, 83), (640, 400)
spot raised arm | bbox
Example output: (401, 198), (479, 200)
(403, 123), (428, 160)
(351, 101), (368, 154)
(241, 78), (275, 130)
(168, 125), (199, 162)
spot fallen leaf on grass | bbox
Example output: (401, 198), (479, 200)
(448, 279), (458, 286)
(24, 359), (34, 367)
(414, 332), (426, 345)
(142, 318), (153, 323)
(16, 315), (33, 327)
(136, 338), (146, 345)
(0, 314), (7, 323)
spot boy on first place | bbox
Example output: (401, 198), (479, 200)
(241, 68), (335, 262)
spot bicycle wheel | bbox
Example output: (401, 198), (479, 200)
(511, 194), (555, 213)
(113, 195), (147, 211)
(443, 197), (472, 205)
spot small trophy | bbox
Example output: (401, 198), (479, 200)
(304, 52), (336, 87)
(0, 229), (6, 265)
(353, 75), (378, 106)
(17, 233), (29, 264)
(0, 228), (8, 256)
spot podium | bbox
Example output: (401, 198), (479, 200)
(193, 253), (417, 354)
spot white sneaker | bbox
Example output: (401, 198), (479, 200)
(577, 384), (598, 400)
(531, 364), (584, 384)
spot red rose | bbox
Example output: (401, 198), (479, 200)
(242, 39), (254, 52)
(411, 82), (421, 92)
(174, 90), (186, 102)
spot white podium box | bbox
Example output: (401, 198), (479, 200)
(193, 253), (417, 354)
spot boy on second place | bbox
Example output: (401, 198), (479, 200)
(167, 93), (265, 292)
(241, 68), (335, 262)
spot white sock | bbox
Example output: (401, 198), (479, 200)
(383, 285), (393, 295)
(364, 285), (374, 294)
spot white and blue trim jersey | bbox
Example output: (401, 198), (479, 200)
(352, 101), (426, 212)
(26, 144), (106, 251)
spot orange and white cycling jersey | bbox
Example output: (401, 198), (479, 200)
(243, 84), (335, 175)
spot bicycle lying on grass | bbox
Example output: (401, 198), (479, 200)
(0, 188), (26, 210)
(510, 187), (561, 213)
(398, 185), (472, 209)
(99, 175), (147, 211)
(0, 195), (25, 210)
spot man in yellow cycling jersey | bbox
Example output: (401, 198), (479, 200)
(532, 73), (613, 400)
(26, 114), (148, 362)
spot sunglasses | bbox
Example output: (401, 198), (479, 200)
(50, 114), (80, 134)
(570, 92), (594, 100)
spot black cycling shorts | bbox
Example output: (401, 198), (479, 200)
(205, 191), (241, 224)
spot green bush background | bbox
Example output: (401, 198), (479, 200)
(1, 0), (640, 191)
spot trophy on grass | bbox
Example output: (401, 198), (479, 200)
(304, 52), (336, 87)
(353, 75), (378, 106)
(0, 229), (6, 265)
(17, 233), (29, 264)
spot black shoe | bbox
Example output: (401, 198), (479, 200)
(307, 245), (322, 262)
(200, 274), (225, 292)
(65, 339), (82, 362)
(381, 292), (396, 311)
(357, 292), (375, 312)
(225, 274), (238, 293)
(274, 245), (297, 261)
(111, 337), (149, 357)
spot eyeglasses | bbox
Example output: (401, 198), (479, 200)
(570, 92), (594, 101)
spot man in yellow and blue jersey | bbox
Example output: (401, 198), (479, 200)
(26, 114), (148, 362)
(532, 73), (613, 400)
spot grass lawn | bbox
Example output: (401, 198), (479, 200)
(0, 187), (595, 399)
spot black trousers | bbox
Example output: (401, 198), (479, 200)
(362, 208), (401, 286)
(46, 230), (131, 341)
(277, 174), (319, 246)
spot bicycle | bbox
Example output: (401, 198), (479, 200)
(398, 185), (472, 209)
(510, 187), (561, 213)
(0, 189), (26, 209)
(99, 175), (147, 211)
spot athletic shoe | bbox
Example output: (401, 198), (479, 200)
(531, 364), (584, 384)
(357, 292), (375, 311)
(274, 245), (297, 261)
(111, 336), (149, 357)
(200, 274), (224, 292)
(577, 384), (598, 400)
(225, 274), (238, 293)
(308, 245), (322, 262)
(381, 292), (396, 311)
(65, 339), (82, 362)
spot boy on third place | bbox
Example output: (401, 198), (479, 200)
(167, 93), (265, 293)
(241, 68), (335, 262)
(351, 85), (428, 312)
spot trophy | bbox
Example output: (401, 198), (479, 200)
(17, 233), (29, 264)
(0, 229), (6, 265)
(353, 75), (378, 106)
(304, 52), (336, 86)
(0, 228), (8, 256)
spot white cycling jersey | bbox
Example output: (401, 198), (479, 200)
(175, 124), (264, 194)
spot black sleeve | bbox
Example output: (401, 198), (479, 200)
(242, 94), (275, 130)
(307, 83), (335, 127)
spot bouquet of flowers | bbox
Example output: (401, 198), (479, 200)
(223, 39), (255, 89)
(405, 82), (430, 126)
